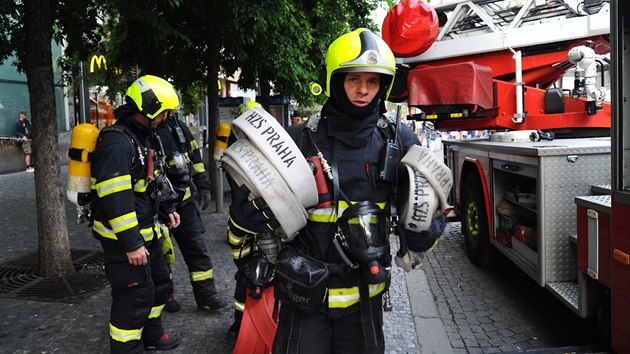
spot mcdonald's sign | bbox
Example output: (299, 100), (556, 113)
(89, 55), (107, 73)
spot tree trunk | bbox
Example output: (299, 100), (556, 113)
(259, 73), (272, 112)
(24, 0), (74, 277)
(206, 1), (222, 204)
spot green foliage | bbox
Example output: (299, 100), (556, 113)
(1, 0), (389, 110)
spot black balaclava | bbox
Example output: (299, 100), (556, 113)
(113, 103), (151, 137)
(325, 72), (389, 147)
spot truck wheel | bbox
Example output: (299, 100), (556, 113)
(462, 175), (493, 267)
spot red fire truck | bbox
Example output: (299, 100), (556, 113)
(382, 1), (629, 352)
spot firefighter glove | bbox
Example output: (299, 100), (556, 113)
(196, 188), (212, 211)
(228, 177), (280, 234)
(402, 214), (447, 253)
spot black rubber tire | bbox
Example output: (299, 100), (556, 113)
(461, 174), (494, 267)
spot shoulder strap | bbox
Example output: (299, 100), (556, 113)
(166, 118), (192, 153)
(99, 125), (143, 166)
(377, 115), (396, 142)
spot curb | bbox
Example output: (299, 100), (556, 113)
(406, 267), (453, 354)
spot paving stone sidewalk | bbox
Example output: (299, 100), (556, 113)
(0, 170), (451, 353)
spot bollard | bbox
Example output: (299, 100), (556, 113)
(215, 166), (224, 213)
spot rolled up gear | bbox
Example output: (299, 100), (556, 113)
(399, 145), (453, 232)
(222, 139), (307, 241)
(231, 107), (318, 208)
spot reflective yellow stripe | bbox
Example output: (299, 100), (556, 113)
(328, 282), (387, 308)
(190, 140), (199, 150)
(228, 229), (245, 246)
(232, 245), (251, 259)
(93, 221), (155, 242)
(109, 323), (142, 343)
(109, 211), (138, 234)
(307, 201), (387, 223)
(190, 269), (214, 282)
(182, 186), (192, 201)
(94, 175), (132, 198)
(307, 208), (338, 223)
(93, 220), (117, 240)
(140, 225), (157, 242)
(148, 304), (164, 319)
(134, 178), (148, 193)
(192, 162), (205, 174)
(234, 299), (245, 312)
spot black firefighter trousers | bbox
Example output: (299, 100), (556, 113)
(272, 299), (385, 354)
(101, 236), (170, 354)
(168, 201), (218, 304)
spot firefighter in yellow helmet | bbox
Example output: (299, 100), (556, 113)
(224, 28), (449, 353)
(239, 100), (262, 114)
(91, 75), (181, 352)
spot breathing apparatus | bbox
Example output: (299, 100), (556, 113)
(240, 250), (275, 299)
(150, 131), (181, 207)
(298, 108), (400, 284)
(67, 123), (101, 223)
(333, 201), (391, 284)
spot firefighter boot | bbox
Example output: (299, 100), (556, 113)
(163, 295), (181, 313)
(144, 332), (179, 351)
(197, 294), (227, 312)
(226, 319), (241, 341)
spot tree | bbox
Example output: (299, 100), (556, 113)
(26, 0), (74, 277)
(0, 0), (106, 277)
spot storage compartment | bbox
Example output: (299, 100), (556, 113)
(493, 162), (538, 257)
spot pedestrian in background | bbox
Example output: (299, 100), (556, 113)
(226, 28), (442, 353)
(15, 110), (34, 172)
(290, 112), (303, 126)
(91, 75), (181, 352)
(155, 113), (227, 314)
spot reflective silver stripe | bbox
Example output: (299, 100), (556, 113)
(328, 282), (386, 308)
(109, 211), (138, 234)
(232, 245), (251, 259)
(234, 299), (245, 312)
(134, 179), (148, 192)
(228, 229), (245, 246)
(148, 304), (164, 319)
(192, 162), (205, 174)
(190, 269), (213, 282)
(140, 225), (156, 242)
(109, 323), (142, 343)
(93, 221), (117, 240)
(94, 175), (132, 198)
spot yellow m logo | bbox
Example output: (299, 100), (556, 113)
(89, 55), (107, 73)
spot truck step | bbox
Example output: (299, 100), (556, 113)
(547, 281), (578, 314)
(590, 184), (611, 195)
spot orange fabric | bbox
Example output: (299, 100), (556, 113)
(233, 287), (278, 354)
